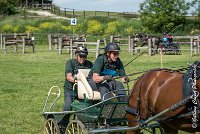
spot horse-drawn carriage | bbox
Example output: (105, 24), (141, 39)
(134, 33), (181, 55)
(42, 62), (200, 134)
(157, 42), (181, 55)
(42, 69), (129, 134)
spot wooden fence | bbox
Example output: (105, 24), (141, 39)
(50, 6), (139, 19)
(110, 35), (152, 56)
(1, 33), (35, 54)
(173, 35), (200, 56)
(1, 33), (199, 56)
(48, 34), (105, 58)
(110, 35), (200, 56)
(48, 34), (86, 51)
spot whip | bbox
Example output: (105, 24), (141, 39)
(168, 24), (183, 35)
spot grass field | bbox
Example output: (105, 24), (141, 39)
(0, 44), (199, 134)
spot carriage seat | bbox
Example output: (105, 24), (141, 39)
(76, 69), (101, 100)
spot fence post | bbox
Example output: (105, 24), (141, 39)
(108, 12), (110, 18)
(3, 36), (7, 54)
(51, 4), (53, 11)
(27, 32), (30, 38)
(0, 34), (2, 49)
(73, 9), (75, 17)
(83, 11), (85, 19)
(64, 8), (66, 17)
(193, 37), (197, 55)
(31, 33), (35, 53)
(130, 38), (133, 55)
(3, 36), (5, 50)
(96, 39), (100, 58)
(22, 37), (25, 54)
(70, 39), (73, 59)
(190, 37), (193, 56)
(58, 37), (62, 54)
(103, 38), (106, 46)
(48, 34), (52, 50)
(110, 35), (113, 43)
(41, 0), (44, 9)
(148, 38), (152, 56)
(128, 36), (131, 53)
(59, 7), (60, 15)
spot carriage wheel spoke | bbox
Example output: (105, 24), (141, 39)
(65, 120), (85, 134)
(72, 123), (75, 134)
(54, 123), (56, 133)
(44, 118), (60, 134)
(48, 121), (52, 134)
(77, 123), (80, 134)
(67, 129), (71, 134)
(45, 128), (50, 134)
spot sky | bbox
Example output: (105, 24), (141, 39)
(53, 0), (194, 14)
(53, 0), (145, 13)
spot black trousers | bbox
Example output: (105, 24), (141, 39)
(63, 85), (77, 111)
(63, 92), (73, 111)
(88, 79), (126, 101)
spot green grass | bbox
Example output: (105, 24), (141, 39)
(0, 44), (199, 133)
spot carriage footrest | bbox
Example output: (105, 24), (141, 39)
(125, 107), (137, 115)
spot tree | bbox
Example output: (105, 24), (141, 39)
(190, 0), (200, 22)
(0, 0), (20, 16)
(190, 0), (200, 15)
(139, 0), (190, 33)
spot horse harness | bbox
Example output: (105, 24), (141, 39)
(178, 61), (200, 119)
(125, 63), (200, 125)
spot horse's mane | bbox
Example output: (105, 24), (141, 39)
(133, 68), (186, 82)
(144, 68), (185, 77)
(147, 68), (185, 74)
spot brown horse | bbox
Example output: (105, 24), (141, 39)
(127, 64), (200, 134)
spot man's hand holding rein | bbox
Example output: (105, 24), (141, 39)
(103, 75), (113, 81)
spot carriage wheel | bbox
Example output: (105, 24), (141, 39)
(139, 122), (165, 134)
(44, 118), (61, 134)
(157, 46), (166, 55)
(173, 45), (181, 55)
(140, 127), (164, 134)
(65, 120), (86, 134)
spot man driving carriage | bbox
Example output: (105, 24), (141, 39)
(87, 43), (129, 101)
(63, 46), (93, 111)
(160, 31), (181, 54)
(162, 31), (173, 45)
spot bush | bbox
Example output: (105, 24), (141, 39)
(1, 24), (13, 33)
(26, 26), (39, 33)
(105, 21), (119, 35)
(87, 20), (102, 35)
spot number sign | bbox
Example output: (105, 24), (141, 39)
(71, 18), (77, 25)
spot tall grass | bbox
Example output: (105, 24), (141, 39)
(0, 44), (199, 133)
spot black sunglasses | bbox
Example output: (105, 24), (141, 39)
(111, 52), (119, 56)
(79, 55), (87, 58)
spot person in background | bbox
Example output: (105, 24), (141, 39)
(87, 43), (129, 101)
(63, 46), (93, 111)
(162, 31), (173, 45)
